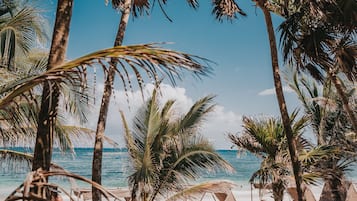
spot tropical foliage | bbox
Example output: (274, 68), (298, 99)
(289, 72), (357, 201)
(121, 89), (234, 201)
(0, 1), (90, 153)
(229, 111), (308, 201)
(0, 0), (48, 71)
(279, 0), (357, 131)
(1, 1), (357, 201)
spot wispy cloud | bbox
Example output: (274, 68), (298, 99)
(258, 86), (294, 96)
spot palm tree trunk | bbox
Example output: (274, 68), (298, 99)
(31, 0), (73, 199)
(272, 182), (284, 201)
(91, 1), (131, 200)
(329, 73), (357, 132)
(256, 1), (304, 201)
(32, 0), (73, 172)
(320, 167), (347, 201)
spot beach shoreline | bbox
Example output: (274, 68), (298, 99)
(0, 183), (324, 201)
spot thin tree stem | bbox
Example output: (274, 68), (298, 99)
(91, 1), (132, 200)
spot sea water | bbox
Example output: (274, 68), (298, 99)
(1, 148), (356, 198)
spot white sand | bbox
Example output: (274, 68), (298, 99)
(0, 185), (324, 201)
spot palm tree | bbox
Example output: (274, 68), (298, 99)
(0, 1), (48, 71)
(32, 0), (74, 173)
(92, 1), (209, 199)
(0, 1), (49, 148)
(121, 89), (234, 201)
(0, 1), (96, 171)
(229, 112), (307, 201)
(91, 1), (133, 199)
(289, 73), (357, 201)
(279, 0), (357, 132)
(212, 1), (305, 200)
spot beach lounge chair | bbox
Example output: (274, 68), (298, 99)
(198, 189), (236, 201)
(345, 183), (357, 201)
(193, 181), (237, 201)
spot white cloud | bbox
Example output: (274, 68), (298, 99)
(203, 105), (242, 149)
(258, 85), (294, 96)
(74, 83), (242, 149)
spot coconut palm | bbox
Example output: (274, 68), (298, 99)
(31, 0), (74, 175)
(91, 0), (212, 199)
(91, 0), (130, 198)
(212, 1), (305, 200)
(0, 0), (48, 71)
(289, 73), (357, 201)
(121, 89), (233, 201)
(279, 0), (357, 132)
(0, 1), (96, 169)
(229, 112), (308, 201)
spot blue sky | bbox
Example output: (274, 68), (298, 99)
(44, 0), (302, 149)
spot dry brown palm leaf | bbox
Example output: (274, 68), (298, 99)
(166, 180), (237, 201)
(5, 169), (123, 201)
(212, 0), (246, 21)
(0, 43), (211, 110)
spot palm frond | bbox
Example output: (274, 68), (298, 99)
(229, 133), (265, 157)
(0, 149), (33, 171)
(166, 180), (236, 201)
(0, 43), (211, 109)
(0, 149), (65, 173)
(212, 0), (246, 22)
(6, 169), (121, 201)
(299, 145), (332, 166)
(333, 35), (357, 82)
(124, 91), (232, 201)
(175, 95), (215, 135)
(0, 4), (49, 70)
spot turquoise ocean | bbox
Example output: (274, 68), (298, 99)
(1, 148), (357, 198)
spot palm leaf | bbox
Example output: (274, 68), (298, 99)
(6, 170), (121, 201)
(0, 43), (211, 109)
(175, 95), (215, 136)
(212, 0), (246, 22)
(166, 180), (237, 201)
(0, 4), (48, 70)
(124, 92), (233, 201)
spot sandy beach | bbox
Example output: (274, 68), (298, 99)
(0, 184), (324, 201)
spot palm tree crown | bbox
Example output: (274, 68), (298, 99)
(121, 89), (234, 201)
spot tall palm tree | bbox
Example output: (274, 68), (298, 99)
(0, 1), (94, 167)
(212, 1), (305, 200)
(91, 0), (209, 199)
(121, 89), (234, 201)
(289, 73), (357, 201)
(91, 1), (133, 199)
(229, 112), (307, 201)
(32, 0), (74, 173)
